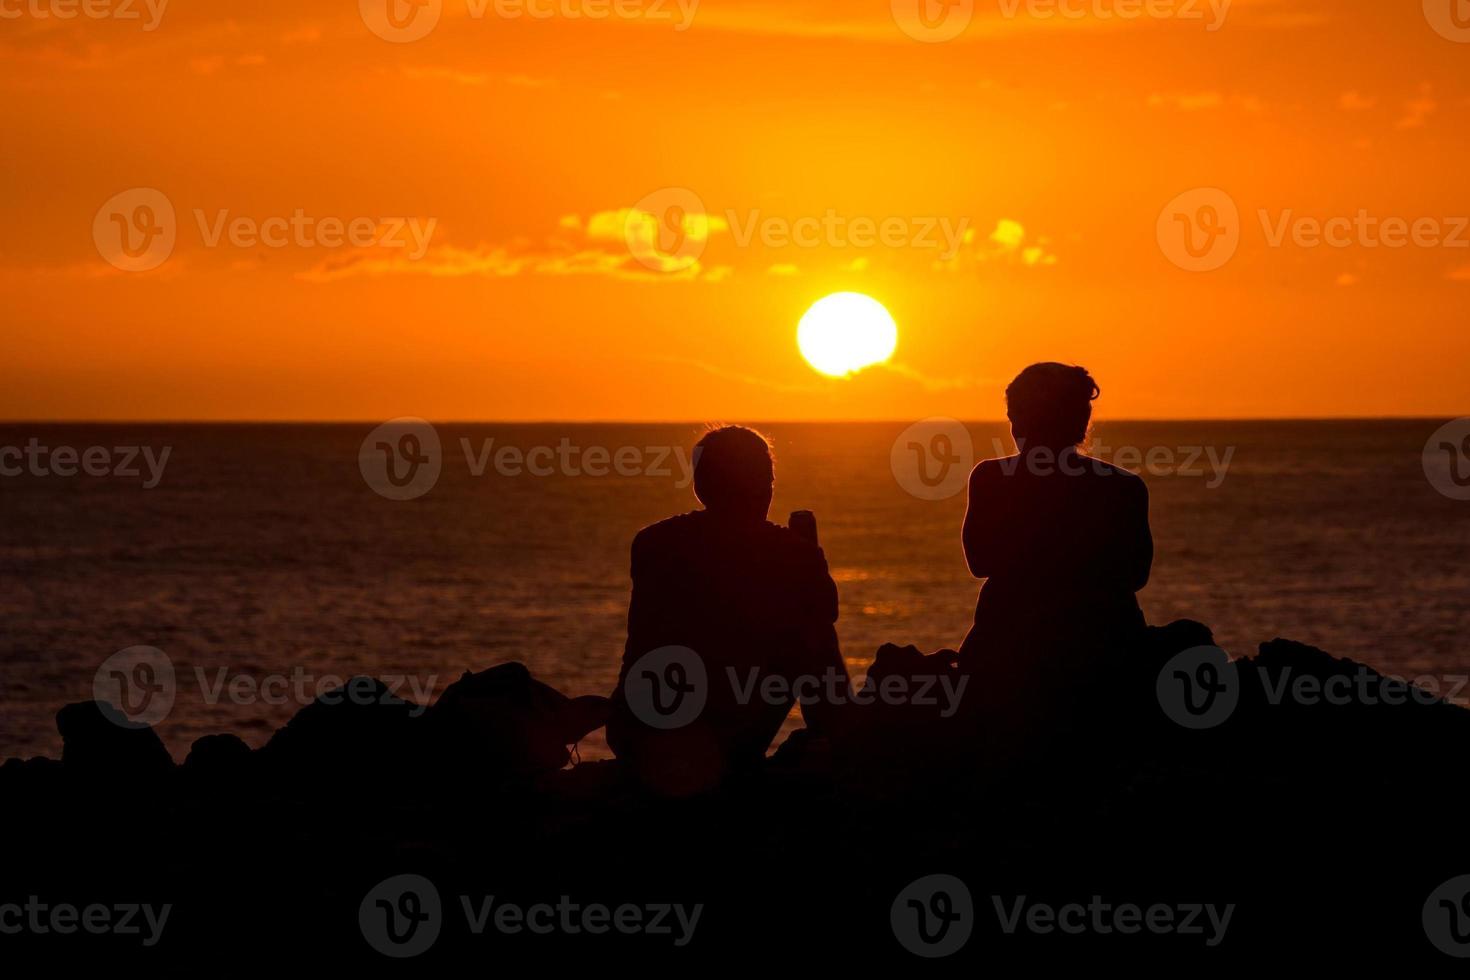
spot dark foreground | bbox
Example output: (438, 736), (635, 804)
(3, 627), (1469, 969)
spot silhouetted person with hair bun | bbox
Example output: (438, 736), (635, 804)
(959, 364), (1153, 689)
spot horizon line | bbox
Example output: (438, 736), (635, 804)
(0, 415), (1462, 425)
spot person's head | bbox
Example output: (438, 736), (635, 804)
(692, 425), (774, 520)
(1006, 362), (1100, 451)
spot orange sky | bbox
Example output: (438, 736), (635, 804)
(3, 0), (1468, 420)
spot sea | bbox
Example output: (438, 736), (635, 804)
(2, 420), (1467, 762)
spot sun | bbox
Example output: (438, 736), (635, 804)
(797, 292), (899, 378)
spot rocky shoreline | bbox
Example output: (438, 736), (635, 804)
(3, 628), (1468, 966)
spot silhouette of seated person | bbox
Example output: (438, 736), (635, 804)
(959, 364), (1153, 722)
(607, 426), (848, 794)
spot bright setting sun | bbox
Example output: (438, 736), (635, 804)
(797, 292), (899, 378)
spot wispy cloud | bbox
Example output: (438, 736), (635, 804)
(1397, 83), (1437, 129)
(1148, 91), (1264, 113)
(299, 208), (733, 284)
(934, 219), (1058, 272)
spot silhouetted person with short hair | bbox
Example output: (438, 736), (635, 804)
(607, 426), (849, 794)
(960, 364), (1153, 693)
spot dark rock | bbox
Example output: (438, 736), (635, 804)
(54, 700), (173, 779)
(425, 661), (609, 779)
(184, 732), (253, 776)
(0, 755), (65, 795)
(257, 675), (423, 782)
(1234, 637), (1470, 761)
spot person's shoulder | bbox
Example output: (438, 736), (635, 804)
(1080, 455), (1149, 489)
(632, 511), (704, 549)
(970, 456), (1016, 483)
(748, 519), (828, 563)
(753, 518), (811, 546)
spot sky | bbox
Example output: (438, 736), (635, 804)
(2, 0), (1468, 420)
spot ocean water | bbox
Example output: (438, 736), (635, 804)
(1, 420), (1467, 762)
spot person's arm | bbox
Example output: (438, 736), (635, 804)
(962, 461), (1021, 579)
(1119, 475), (1154, 592)
(789, 539), (849, 736)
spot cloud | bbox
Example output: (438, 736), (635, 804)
(190, 53), (265, 74)
(691, 0), (1308, 41)
(990, 219), (1026, 250)
(767, 264), (800, 276)
(1148, 91), (1224, 111)
(281, 25), (322, 45)
(1335, 273), (1358, 287)
(1338, 90), (1376, 111)
(402, 66), (492, 86)
(1449, 265), (1470, 283)
(1396, 84), (1436, 129)
(936, 219), (1058, 272)
(299, 208), (733, 284)
(1147, 92), (1264, 113)
(588, 207), (729, 275)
